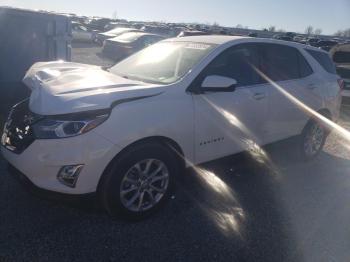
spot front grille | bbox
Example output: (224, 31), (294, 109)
(1, 99), (39, 154)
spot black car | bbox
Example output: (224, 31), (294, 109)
(316, 40), (338, 51)
(102, 32), (165, 61)
(307, 37), (320, 46)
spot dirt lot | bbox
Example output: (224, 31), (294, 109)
(71, 42), (115, 67)
(1, 42), (350, 262)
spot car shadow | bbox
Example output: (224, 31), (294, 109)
(2, 137), (350, 261)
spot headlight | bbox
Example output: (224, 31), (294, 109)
(32, 110), (109, 139)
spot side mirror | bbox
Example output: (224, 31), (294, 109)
(201, 75), (237, 92)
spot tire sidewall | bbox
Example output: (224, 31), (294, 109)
(100, 143), (179, 220)
(300, 119), (327, 161)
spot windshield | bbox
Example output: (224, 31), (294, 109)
(110, 41), (216, 84)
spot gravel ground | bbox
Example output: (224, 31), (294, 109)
(71, 42), (115, 67)
(1, 42), (350, 262)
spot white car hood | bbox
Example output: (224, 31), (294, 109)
(23, 61), (164, 115)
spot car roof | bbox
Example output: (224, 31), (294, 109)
(168, 35), (247, 44)
(165, 35), (328, 53)
(107, 32), (163, 42)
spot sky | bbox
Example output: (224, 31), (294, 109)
(0, 0), (349, 34)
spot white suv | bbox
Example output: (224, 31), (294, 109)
(1, 36), (342, 219)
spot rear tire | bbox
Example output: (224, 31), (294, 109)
(99, 142), (180, 220)
(299, 119), (328, 161)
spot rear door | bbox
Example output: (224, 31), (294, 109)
(260, 43), (324, 143)
(192, 43), (269, 163)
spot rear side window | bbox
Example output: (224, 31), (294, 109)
(297, 52), (313, 78)
(305, 49), (337, 74)
(261, 44), (299, 81)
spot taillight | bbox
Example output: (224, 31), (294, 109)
(338, 79), (345, 90)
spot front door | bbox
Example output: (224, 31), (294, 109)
(192, 43), (269, 164)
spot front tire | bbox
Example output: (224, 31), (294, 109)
(99, 142), (180, 220)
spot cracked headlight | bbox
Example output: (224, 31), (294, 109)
(32, 109), (109, 139)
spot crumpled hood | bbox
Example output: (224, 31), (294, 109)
(23, 61), (164, 115)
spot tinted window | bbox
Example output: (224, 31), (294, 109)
(305, 49), (337, 74)
(333, 51), (350, 64)
(298, 52), (313, 78)
(261, 44), (299, 81)
(337, 66), (350, 79)
(204, 44), (261, 87)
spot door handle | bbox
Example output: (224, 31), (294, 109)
(253, 93), (266, 100)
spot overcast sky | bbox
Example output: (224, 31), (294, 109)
(0, 0), (349, 34)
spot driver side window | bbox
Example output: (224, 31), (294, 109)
(204, 44), (262, 87)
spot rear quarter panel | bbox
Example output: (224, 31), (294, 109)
(301, 48), (341, 122)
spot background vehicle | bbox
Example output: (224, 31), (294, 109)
(177, 30), (210, 37)
(315, 40), (338, 51)
(72, 23), (94, 42)
(273, 34), (293, 41)
(307, 37), (320, 46)
(104, 22), (132, 31)
(87, 17), (113, 31)
(1, 36), (341, 220)
(95, 27), (141, 45)
(331, 43), (350, 105)
(248, 32), (258, 37)
(102, 32), (164, 61)
(141, 25), (171, 36)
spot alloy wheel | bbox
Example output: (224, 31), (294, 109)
(120, 159), (169, 212)
(303, 122), (325, 157)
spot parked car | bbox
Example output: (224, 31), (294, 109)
(102, 32), (164, 61)
(248, 32), (258, 37)
(2, 36), (341, 220)
(315, 40), (338, 51)
(104, 22), (132, 31)
(273, 34), (293, 41)
(285, 32), (296, 38)
(307, 37), (320, 46)
(87, 17), (113, 31)
(94, 27), (141, 45)
(293, 35), (305, 43)
(141, 25), (171, 36)
(72, 23), (93, 42)
(177, 30), (209, 37)
(330, 44), (350, 105)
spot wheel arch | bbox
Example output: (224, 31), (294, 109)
(301, 108), (333, 135)
(97, 136), (186, 194)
